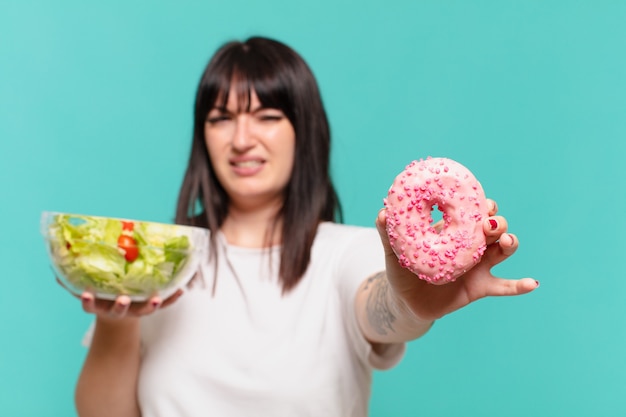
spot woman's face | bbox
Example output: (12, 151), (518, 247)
(204, 87), (296, 210)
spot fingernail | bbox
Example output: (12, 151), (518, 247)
(117, 298), (130, 308)
(488, 219), (498, 230)
(151, 300), (162, 308)
(508, 234), (515, 245)
(81, 294), (92, 303)
(535, 280), (540, 288)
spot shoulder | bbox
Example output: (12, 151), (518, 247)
(311, 222), (385, 299)
(313, 222), (382, 261)
(315, 222), (378, 246)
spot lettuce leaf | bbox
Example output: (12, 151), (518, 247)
(47, 214), (191, 297)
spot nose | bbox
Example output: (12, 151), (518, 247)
(231, 114), (255, 152)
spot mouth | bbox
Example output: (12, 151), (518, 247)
(230, 160), (264, 168)
(229, 158), (266, 175)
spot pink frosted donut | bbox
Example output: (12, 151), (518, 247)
(384, 157), (489, 285)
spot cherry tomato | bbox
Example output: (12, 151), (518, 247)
(121, 221), (134, 232)
(118, 235), (139, 262)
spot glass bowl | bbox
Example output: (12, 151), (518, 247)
(41, 211), (209, 301)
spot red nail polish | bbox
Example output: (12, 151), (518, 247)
(488, 219), (498, 230)
(535, 280), (540, 287)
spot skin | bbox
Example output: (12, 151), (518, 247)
(204, 88), (296, 247)
(73, 88), (296, 417)
(356, 200), (539, 349)
(72, 88), (538, 417)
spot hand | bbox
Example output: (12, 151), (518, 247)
(376, 199), (539, 322)
(56, 277), (184, 320)
(80, 290), (184, 320)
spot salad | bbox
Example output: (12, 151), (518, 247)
(46, 213), (193, 297)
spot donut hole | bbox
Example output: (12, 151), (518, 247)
(431, 204), (444, 233)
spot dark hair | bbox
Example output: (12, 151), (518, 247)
(175, 36), (342, 292)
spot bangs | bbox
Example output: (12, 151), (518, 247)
(202, 46), (292, 116)
(212, 70), (252, 113)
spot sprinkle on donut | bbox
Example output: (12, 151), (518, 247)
(384, 157), (489, 285)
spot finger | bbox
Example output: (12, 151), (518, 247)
(484, 277), (540, 297)
(160, 289), (184, 309)
(483, 215), (508, 245)
(107, 295), (131, 318)
(486, 199), (498, 217)
(128, 296), (163, 316)
(81, 292), (97, 313)
(375, 208), (386, 232)
(375, 208), (395, 257)
(482, 233), (518, 267)
(128, 289), (184, 315)
(432, 219), (444, 233)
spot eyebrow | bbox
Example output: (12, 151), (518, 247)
(209, 105), (277, 114)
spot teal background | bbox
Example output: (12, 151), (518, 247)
(1, 0), (625, 415)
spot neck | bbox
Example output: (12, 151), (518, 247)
(221, 201), (283, 248)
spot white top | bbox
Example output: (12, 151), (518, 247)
(93, 222), (405, 417)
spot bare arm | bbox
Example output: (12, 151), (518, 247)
(75, 317), (142, 417)
(74, 290), (183, 417)
(356, 202), (538, 347)
(356, 271), (433, 346)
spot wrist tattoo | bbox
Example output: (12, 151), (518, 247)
(363, 271), (396, 335)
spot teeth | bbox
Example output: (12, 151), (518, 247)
(234, 161), (262, 168)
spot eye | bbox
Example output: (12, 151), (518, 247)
(256, 110), (285, 122)
(260, 115), (283, 121)
(206, 113), (231, 124)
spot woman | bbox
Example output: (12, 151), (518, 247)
(75, 37), (538, 417)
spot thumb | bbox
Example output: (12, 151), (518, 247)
(375, 208), (396, 257)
